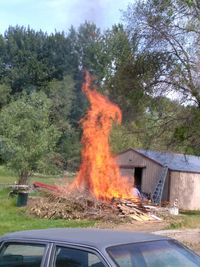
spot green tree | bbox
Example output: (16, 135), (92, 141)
(0, 84), (11, 109)
(140, 97), (186, 150)
(44, 76), (81, 169)
(172, 108), (200, 155)
(66, 22), (109, 124)
(0, 91), (60, 184)
(110, 122), (142, 153)
(124, 0), (200, 154)
(44, 76), (75, 129)
(76, 22), (108, 79)
(2, 26), (49, 93)
(125, 0), (200, 106)
(1, 26), (79, 94)
(103, 24), (163, 122)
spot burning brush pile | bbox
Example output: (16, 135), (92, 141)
(28, 72), (161, 223)
(28, 193), (160, 222)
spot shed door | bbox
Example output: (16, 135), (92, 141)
(134, 168), (143, 191)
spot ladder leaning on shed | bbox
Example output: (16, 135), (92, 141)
(151, 166), (168, 205)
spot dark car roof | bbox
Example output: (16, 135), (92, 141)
(0, 228), (168, 250)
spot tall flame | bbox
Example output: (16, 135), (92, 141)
(72, 72), (134, 201)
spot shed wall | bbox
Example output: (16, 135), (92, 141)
(170, 172), (200, 210)
(116, 150), (169, 200)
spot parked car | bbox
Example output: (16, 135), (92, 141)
(0, 228), (200, 267)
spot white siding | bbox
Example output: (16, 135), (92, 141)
(170, 172), (200, 210)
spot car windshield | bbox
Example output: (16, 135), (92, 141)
(107, 240), (200, 267)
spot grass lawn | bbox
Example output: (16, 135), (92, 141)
(0, 189), (95, 236)
(0, 165), (17, 184)
(0, 165), (74, 185)
(0, 166), (95, 236)
(167, 211), (200, 229)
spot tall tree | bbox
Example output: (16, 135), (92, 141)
(66, 22), (109, 124)
(103, 24), (163, 122)
(125, 0), (200, 106)
(0, 83), (11, 109)
(124, 0), (200, 153)
(0, 91), (60, 184)
(44, 75), (81, 169)
(2, 26), (49, 93)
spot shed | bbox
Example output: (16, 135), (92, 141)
(115, 148), (200, 210)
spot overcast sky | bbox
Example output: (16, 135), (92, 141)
(0, 0), (133, 34)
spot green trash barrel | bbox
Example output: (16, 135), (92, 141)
(16, 192), (28, 207)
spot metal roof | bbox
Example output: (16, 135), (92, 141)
(0, 228), (166, 250)
(136, 149), (200, 173)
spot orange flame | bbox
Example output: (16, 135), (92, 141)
(71, 71), (135, 201)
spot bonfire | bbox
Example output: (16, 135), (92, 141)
(29, 72), (161, 222)
(61, 71), (136, 201)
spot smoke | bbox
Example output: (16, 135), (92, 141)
(68, 0), (112, 28)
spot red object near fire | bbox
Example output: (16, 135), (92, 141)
(33, 181), (58, 192)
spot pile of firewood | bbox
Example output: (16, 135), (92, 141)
(114, 199), (162, 222)
(28, 193), (119, 221)
(28, 192), (162, 222)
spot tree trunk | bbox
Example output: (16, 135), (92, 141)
(18, 171), (29, 185)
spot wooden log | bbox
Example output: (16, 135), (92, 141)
(138, 214), (151, 221)
(117, 204), (154, 222)
(129, 214), (144, 221)
(150, 214), (162, 221)
(117, 204), (147, 216)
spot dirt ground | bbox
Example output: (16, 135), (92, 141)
(96, 221), (200, 255)
(96, 220), (168, 232)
